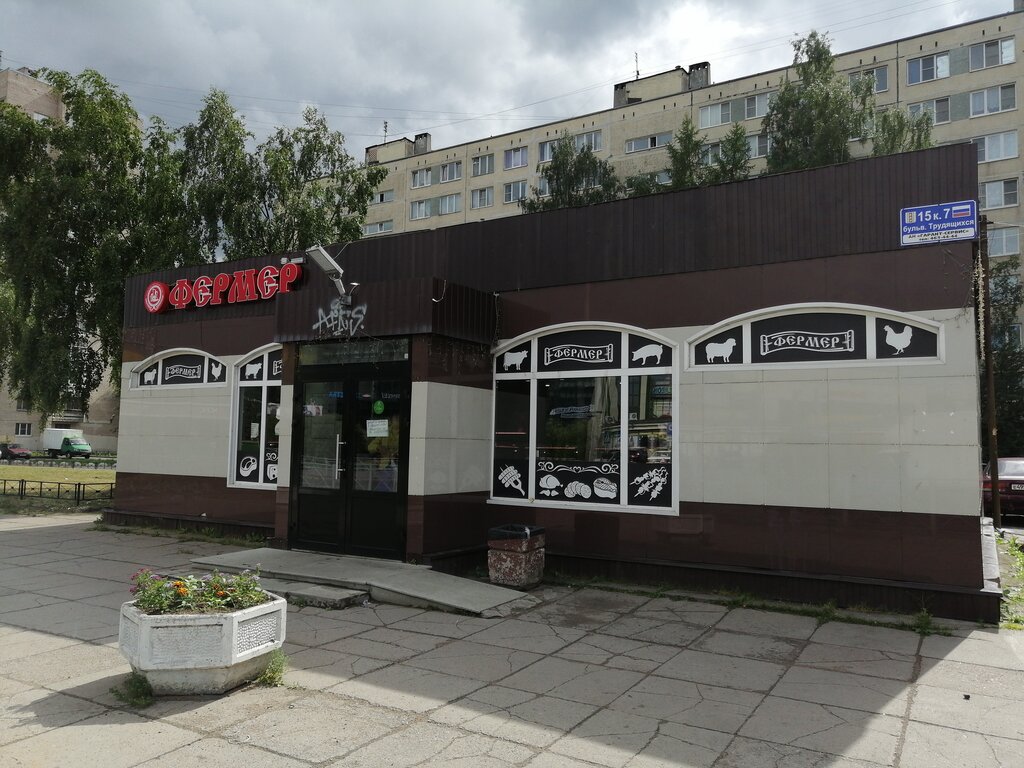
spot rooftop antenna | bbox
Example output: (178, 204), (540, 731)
(635, 52), (639, 80)
(383, 120), (388, 143)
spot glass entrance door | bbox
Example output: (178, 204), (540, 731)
(292, 364), (409, 558)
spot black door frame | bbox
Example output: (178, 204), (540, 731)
(289, 358), (411, 558)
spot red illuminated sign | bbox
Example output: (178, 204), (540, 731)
(143, 263), (302, 314)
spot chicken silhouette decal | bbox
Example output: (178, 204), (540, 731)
(883, 324), (913, 355)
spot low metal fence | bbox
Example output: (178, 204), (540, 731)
(0, 480), (115, 505)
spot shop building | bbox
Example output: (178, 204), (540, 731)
(112, 144), (996, 620)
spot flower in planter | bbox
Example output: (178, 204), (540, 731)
(129, 568), (271, 615)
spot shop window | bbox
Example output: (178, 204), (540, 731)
(232, 347), (283, 487)
(134, 349), (228, 388)
(492, 325), (675, 513)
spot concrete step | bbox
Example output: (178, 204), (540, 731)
(260, 577), (369, 609)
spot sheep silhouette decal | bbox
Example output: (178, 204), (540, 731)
(705, 337), (738, 363)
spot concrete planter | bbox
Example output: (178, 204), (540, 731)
(118, 593), (286, 695)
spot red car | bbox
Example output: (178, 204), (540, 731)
(0, 443), (31, 461)
(982, 458), (1024, 516)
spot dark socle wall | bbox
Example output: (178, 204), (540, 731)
(113, 473), (277, 528)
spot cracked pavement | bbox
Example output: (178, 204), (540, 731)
(1, 513), (1023, 767)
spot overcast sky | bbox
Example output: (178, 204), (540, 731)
(1, 0), (1014, 158)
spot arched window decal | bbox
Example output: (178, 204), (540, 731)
(230, 345), (283, 488)
(686, 303), (944, 370)
(492, 322), (678, 514)
(132, 348), (227, 388)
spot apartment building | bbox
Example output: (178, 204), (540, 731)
(0, 67), (119, 452)
(362, 6), (1023, 269)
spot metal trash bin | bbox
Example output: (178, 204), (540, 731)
(487, 524), (545, 588)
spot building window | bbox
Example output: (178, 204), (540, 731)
(410, 200), (430, 220)
(702, 142), (721, 166)
(975, 131), (1019, 163)
(232, 348), (282, 487)
(744, 92), (774, 119)
(372, 189), (394, 205)
(440, 161), (462, 183)
(362, 220), (394, 235)
(411, 168), (431, 188)
(699, 101), (732, 129)
(907, 52), (949, 84)
(970, 38), (1015, 71)
(15, 399), (27, 411)
(625, 133), (671, 153)
(908, 97), (950, 125)
(492, 326), (675, 512)
(850, 66), (888, 93)
(980, 179), (1018, 210)
(472, 153), (494, 176)
(575, 130), (602, 151)
(438, 193), (461, 215)
(504, 180), (528, 204)
(990, 228), (1021, 257)
(471, 187), (493, 209)
(971, 84), (1016, 117)
(747, 134), (770, 158)
(15, 423), (31, 436)
(538, 140), (558, 163)
(537, 177), (551, 197)
(504, 147), (528, 170)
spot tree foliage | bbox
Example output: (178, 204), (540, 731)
(0, 70), (384, 419)
(521, 134), (622, 213)
(763, 31), (875, 173)
(707, 123), (752, 184)
(982, 256), (1024, 460)
(665, 115), (707, 190)
(871, 108), (933, 157)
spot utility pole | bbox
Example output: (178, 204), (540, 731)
(979, 215), (1002, 528)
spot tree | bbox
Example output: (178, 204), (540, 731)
(983, 255), (1024, 460)
(871, 108), (933, 156)
(0, 69), (156, 420)
(707, 123), (752, 184)
(0, 72), (385, 420)
(665, 115), (707, 190)
(763, 31), (875, 173)
(521, 134), (622, 213)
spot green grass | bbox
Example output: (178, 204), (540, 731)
(999, 533), (1024, 629)
(110, 671), (154, 708)
(252, 649), (287, 687)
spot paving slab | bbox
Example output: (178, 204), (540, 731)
(0, 514), (1022, 767)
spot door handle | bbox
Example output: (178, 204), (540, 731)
(335, 435), (346, 477)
